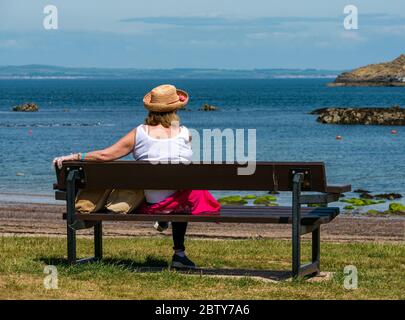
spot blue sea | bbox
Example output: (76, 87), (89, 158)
(0, 79), (404, 210)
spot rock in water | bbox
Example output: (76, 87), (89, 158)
(359, 193), (374, 199)
(12, 103), (39, 112)
(354, 189), (371, 194)
(200, 103), (218, 111)
(329, 54), (405, 87)
(311, 106), (405, 125)
(374, 193), (402, 200)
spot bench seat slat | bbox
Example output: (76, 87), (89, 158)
(220, 206), (336, 213)
(64, 206), (339, 225)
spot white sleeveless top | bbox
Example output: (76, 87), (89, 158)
(133, 124), (193, 203)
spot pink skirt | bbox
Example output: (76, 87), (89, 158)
(137, 190), (221, 215)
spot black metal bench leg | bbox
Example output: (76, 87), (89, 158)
(311, 226), (321, 275)
(292, 214), (300, 277)
(292, 173), (302, 278)
(66, 169), (79, 265)
(67, 225), (77, 264)
(94, 222), (103, 260)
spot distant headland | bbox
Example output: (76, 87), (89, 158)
(0, 65), (340, 80)
(329, 54), (405, 87)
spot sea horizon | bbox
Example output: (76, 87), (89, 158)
(0, 65), (343, 80)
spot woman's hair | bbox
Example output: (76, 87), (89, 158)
(144, 111), (180, 128)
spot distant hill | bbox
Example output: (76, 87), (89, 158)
(0, 65), (341, 80)
(330, 55), (405, 87)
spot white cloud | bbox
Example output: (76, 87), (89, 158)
(245, 31), (299, 40)
(375, 25), (405, 36)
(339, 31), (367, 42)
(314, 41), (332, 48)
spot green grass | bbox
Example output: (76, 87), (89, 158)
(0, 236), (404, 299)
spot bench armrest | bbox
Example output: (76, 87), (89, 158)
(299, 184), (351, 204)
(55, 190), (67, 201)
(326, 184), (351, 194)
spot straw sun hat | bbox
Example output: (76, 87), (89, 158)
(143, 84), (189, 112)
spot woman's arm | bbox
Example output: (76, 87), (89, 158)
(84, 129), (136, 161)
(53, 129), (136, 169)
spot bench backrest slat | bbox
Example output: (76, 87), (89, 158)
(55, 161), (327, 192)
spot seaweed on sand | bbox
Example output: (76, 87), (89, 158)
(217, 195), (248, 205)
(253, 195), (278, 206)
(340, 198), (385, 206)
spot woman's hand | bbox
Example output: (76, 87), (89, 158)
(52, 153), (79, 169)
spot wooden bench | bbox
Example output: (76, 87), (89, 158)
(53, 161), (351, 278)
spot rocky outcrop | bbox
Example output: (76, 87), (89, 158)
(199, 103), (218, 111)
(330, 54), (405, 87)
(359, 192), (402, 200)
(311, 106), (405, 125)
(12, 103), (39, 112)
(374, 193), (402, 200)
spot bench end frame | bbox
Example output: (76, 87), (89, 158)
(66, 168), (103, 264)
(292, 172), (321, 278)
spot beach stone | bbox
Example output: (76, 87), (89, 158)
(306, 272), (334, 283)
(12, 103), (39, 112)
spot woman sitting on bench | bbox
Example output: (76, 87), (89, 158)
(53, 84), (220, 269)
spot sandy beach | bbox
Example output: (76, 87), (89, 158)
(0, 201), (403, 243)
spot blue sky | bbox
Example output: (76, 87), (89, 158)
(0, 0), (404, 69)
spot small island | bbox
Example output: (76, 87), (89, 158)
(12, 103), (39, 112)
(329, 54), (405, 87)
(311, 105), (405, 125)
